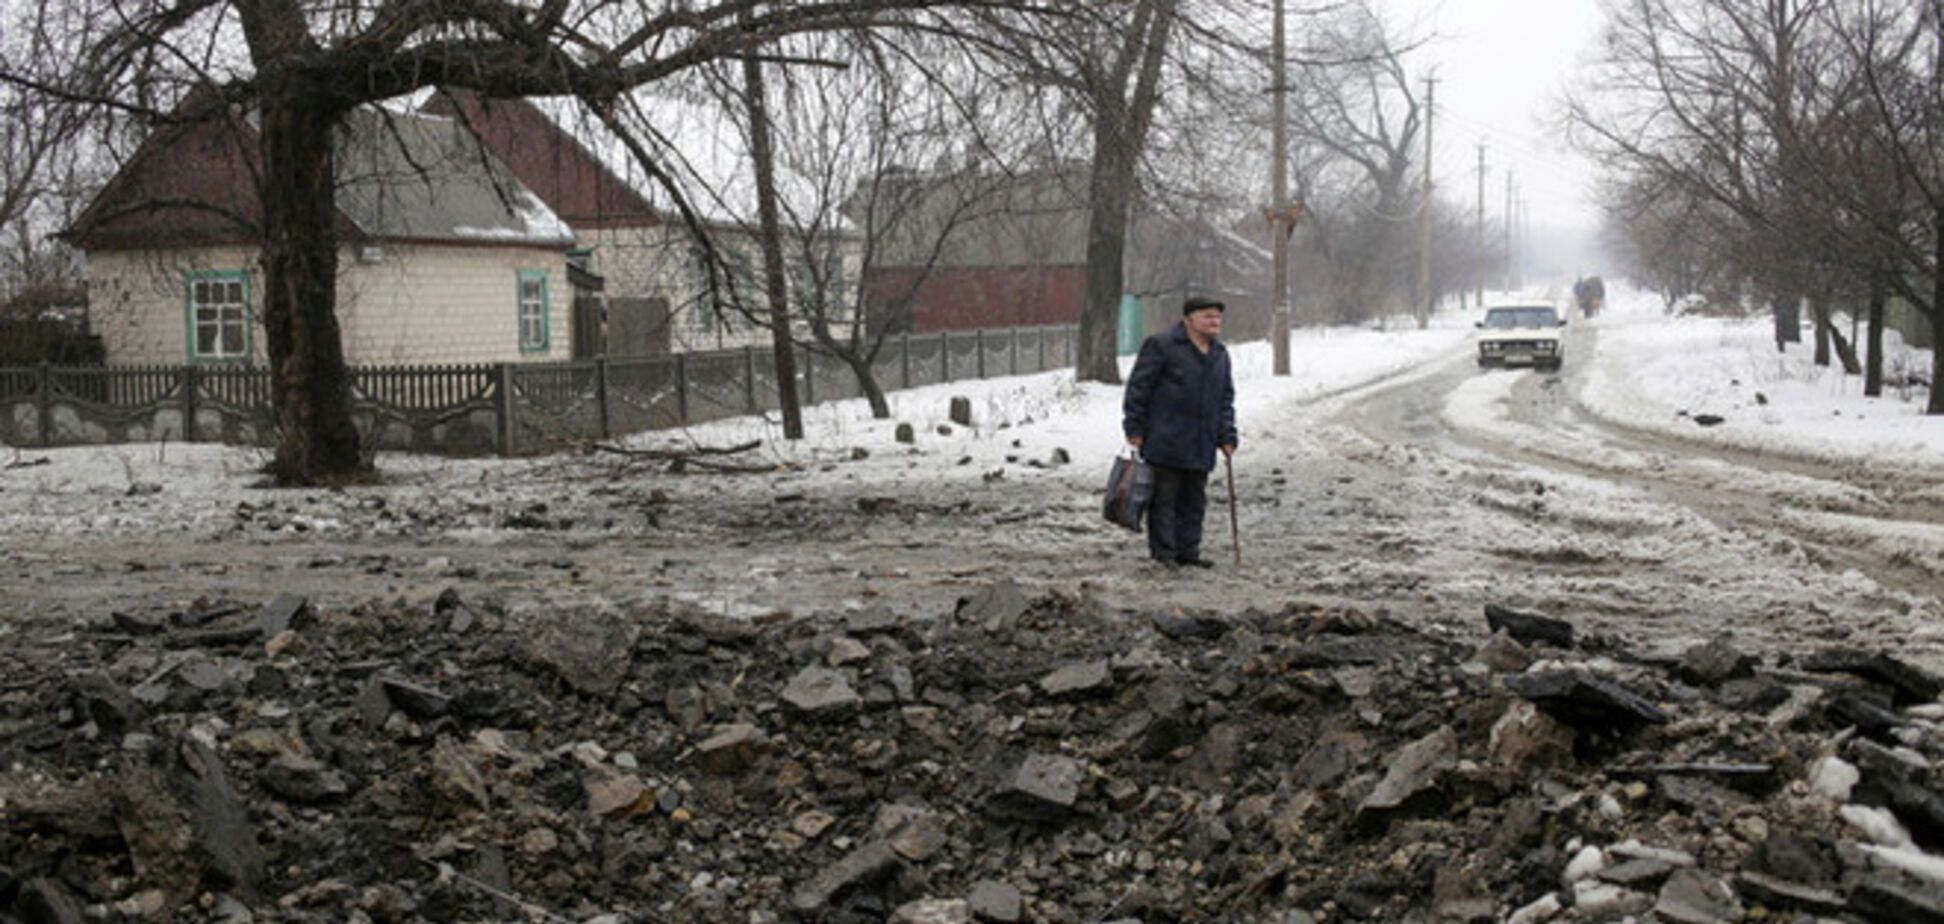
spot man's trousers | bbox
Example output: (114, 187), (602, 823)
(1146, 463), (1208, 563)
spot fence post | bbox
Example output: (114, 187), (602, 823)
(940, 331), (950, 381)
(743, 346), (758, 414)
(494, 362), (514, 456)
(675, 353), (690, 426)
(594, 357), (611, 441)
(36, 362), (51, 447)
(1010, 327), (1019, 375)
(900, 333), (911, 389)
(975, 329), (986, 379)
(802, 350), (815, 407)
(1038, 325), (1047, 372)
(182, 365), (199, 443)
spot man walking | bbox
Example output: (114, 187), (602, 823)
(1122, 295), (1238, 568)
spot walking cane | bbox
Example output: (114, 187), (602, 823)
(1224, 453), (1240, 568)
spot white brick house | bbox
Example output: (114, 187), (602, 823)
(64, 106), (575, 366)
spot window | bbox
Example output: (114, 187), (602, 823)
(185, 270), (250, 361)
(518, 270), (549, 352)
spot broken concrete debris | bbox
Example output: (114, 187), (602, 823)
(1484, 602), (1575, 649)
(5, 584), (1944, 921)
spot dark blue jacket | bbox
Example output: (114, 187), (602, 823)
(1122, 321), (1238, 472)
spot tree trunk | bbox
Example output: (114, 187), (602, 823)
(742, 48), (803, 439)
(1931, 321), (1944, 415)
(847, 354), (891, 419)
(1931, 216), (1943, 414)
(1076, 115), (1132, 385)
(1812, 299), (1831, 367)
(1773, 297), (1800, 351)
(1073, 0), (1178, 386)
(1866, 280), (1885, 398)
(1827, 318), (1861, 375)
(258, 93), (364, 484)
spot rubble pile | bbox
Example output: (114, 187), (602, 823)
(5, 583), (1944, 923)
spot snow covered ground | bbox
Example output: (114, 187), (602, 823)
(2, 285), (1932, 535)
(3, 282), (1938, 680)
(1582, 288), (1943, 470)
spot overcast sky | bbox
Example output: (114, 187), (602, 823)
(1382, 0), (1609, 233)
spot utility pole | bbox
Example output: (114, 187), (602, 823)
(743, 36), (803, 439)
(1503, 170), (1514, 291)
(1512, 188), (1527, 291)
(1269, 0), (1291, 375)
(1474, 144), (1486, 306)
(1417, 75), (1437, 328)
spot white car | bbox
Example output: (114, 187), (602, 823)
(1475, 304), (1567, 371)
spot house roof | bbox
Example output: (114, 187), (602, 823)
(64, 105), (575, 252)
(422, 89), (661, 231)
(426, 86), (866, 240)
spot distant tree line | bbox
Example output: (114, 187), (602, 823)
(1573, 0), (1942, 413)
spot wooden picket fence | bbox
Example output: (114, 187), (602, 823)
(0, 325), (1081, 457)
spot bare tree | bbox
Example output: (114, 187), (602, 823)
(0, 2), (98, 310)
(1573, 0), (1942, 412)
(1284, 1), (1425, 326)
(2, 0), (1049, 484)
(968, 1), (1182, 384)
(1827, 0), (1943, 410)
(769, 41), (1035, 418)
(633, 31), (1036, 420)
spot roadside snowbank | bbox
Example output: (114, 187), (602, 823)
(1582, 289), (1941, 470)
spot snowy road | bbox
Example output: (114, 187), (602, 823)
(1303, 321), (1944, 666)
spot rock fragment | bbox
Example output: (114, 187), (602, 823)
(584, 773), (651, 818)
(987, 753), (1082, 821)
(519, 608), (637, 696)
(1037, 660), (1111, 700)
(955, 580), (1029, 631)
(695, 723), (766, 776)
(1800, 648), (1944, 705)
(781, 667), (860, 716)
(259, 755), (350, 804)
(1356, 726), (1457, 829)
(1677, 637), (1754, 686)
(790, 841), (901, 912)
(178, 739), (266, 896)
(967, 880), (1023, 922)
(1733, 872), (1846, 916)
(1484, 604), (1574, 648)
(892, 898), (972, 924)
(1504, 670), (1669, 730)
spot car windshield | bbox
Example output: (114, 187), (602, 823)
(1482, 307), (1559, 329)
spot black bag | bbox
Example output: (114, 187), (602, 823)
(1103, 449), (1153, 531)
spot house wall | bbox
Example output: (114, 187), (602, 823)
(862, 266), (1087, 333)
(89, 246), (268, 366)
(580, 224), (861, 354)
(86, 245), (571, 366)
(338, 244), (570, 364)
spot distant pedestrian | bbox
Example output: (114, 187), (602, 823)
(1122, 295), (1239, 568)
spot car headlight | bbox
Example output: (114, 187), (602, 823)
(1535, 342), (1555, 352)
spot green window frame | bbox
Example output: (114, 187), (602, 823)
(518, 269), (550, 353)
(183, 269), (252, 362)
